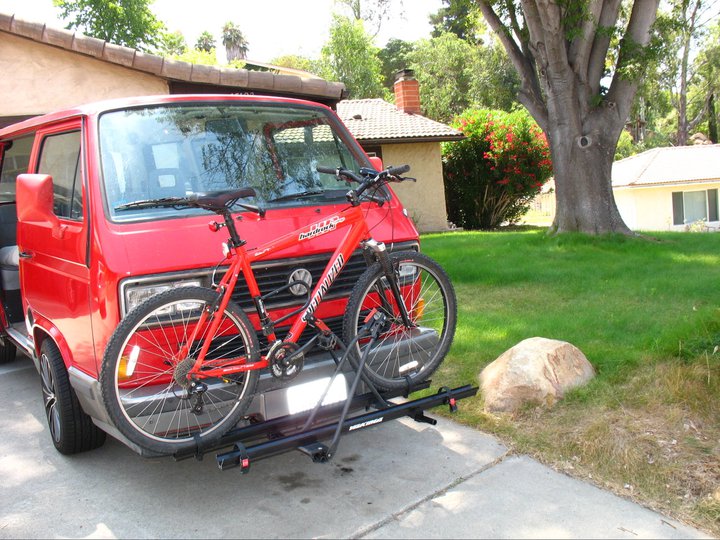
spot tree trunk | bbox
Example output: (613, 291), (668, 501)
(549, 129), (632, 234)
(709, 93), (718, 143)
(675, 0), (701, 147)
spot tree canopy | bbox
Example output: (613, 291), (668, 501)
(320, 15), (385, 99)
(195, 31), (216, 53)
(53, 0), (164, 52)
(430, 0), (484, 44)
(334, 0), (397, 36)
(222, 21), (249, 62)
(159, 30), (186, 57)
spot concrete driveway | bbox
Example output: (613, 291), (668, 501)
(0, 361), (710, 539)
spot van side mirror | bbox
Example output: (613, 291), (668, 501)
(17, 174), (66, 239)
(369, 156), (383, 172)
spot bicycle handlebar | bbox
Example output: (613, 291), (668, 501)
(316, 164), (413, 206)
(316, 164), (410, 180)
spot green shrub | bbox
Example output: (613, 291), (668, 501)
(443, 109), (552, 229)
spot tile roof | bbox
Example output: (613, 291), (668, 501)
(612, 144), (720, 188)
(336, 99), (463, 144)
(0, 12), (346, 102)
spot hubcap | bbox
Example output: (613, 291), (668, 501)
(39, 353), (61, 443)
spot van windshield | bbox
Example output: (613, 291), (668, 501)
(98, 102), (363, 221)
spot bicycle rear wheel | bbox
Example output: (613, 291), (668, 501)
(100, 286), (259, 455)
(342, 251), (457, 391)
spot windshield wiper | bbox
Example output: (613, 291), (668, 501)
(115, 196), (189, 211)
(268, 189), (325, 203)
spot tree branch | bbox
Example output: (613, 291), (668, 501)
(527, 0), (568, 70)
(568, 0), (604, 80)
(477, 1), (548, 128)
(587, 0), (623, 92)
(506, 0), (525, 44)
(477, 1), (527, 74)
(688, 90), (713, 132)
(606, 0), (660, 126)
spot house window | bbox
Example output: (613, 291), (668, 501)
(672, 189), (719, 225)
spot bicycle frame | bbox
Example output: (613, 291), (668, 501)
(182, 202), (375, 380)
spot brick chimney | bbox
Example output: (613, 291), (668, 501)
(394, 69), (421, 115)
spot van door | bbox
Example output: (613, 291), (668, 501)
(17, 121), (95, 374)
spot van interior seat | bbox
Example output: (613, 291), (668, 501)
(0, 245), (18, 267)
(0, 203), (17, 249)
(0, 203), (19, 291)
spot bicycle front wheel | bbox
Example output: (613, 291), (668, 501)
(100, 286), (259, 455)
(342, 251), (457, 391)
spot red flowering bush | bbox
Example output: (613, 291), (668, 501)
(443, 109), (552, 229)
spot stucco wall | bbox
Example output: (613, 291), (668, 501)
(380, 142), (448, 232)
(615, 181), (720, 231)
(0, 32), (168, 116)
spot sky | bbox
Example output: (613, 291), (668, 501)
(0, 0), (445, 62)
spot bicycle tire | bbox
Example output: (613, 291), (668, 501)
(342, 251), (457, 391)
(100, 286), (259, 455)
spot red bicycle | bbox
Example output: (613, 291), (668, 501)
(100, 165), (457, 455)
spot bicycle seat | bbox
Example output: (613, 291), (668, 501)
(190, 188), (257, 211)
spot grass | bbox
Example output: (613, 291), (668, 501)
(421, 228), (720, 535)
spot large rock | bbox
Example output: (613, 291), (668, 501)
(479, 337), (595, 413)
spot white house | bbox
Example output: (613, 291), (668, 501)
(612, 144), (720, 231)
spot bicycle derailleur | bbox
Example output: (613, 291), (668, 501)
(171, 357), (209, 415)
(268, 341), (304, 380)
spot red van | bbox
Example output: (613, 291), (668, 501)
(0, 94), (420, 456)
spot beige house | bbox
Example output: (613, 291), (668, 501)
(337, 72), (463, 232)
(612, 145), (720, 231)
(0, 12), (345, 128)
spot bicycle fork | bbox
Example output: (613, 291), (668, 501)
(363, 239), (413, 328)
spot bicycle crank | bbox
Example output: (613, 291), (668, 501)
(268, 342), (304, 380)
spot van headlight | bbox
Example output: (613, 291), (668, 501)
(123, 279), (203, 315)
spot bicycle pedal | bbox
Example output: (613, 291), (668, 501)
(297, 442), (332, 463)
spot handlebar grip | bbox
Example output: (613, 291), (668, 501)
(316, 165), (338, 175)
(387, 164), (411, 176)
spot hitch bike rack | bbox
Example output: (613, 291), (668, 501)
(173, 312), (478, 473)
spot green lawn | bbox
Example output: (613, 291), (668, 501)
(421, 229), (720, 534)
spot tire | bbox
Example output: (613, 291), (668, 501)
(342, 251), (457, 391)
(39, 339), (106, 454)
(0, 340), (16, 364)
(100, 286), (259, 455)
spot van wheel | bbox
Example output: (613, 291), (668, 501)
(0, 340), (16, 364)
(39, 340), (106, 454)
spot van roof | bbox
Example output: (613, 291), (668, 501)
(0, 94), (331, 138)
